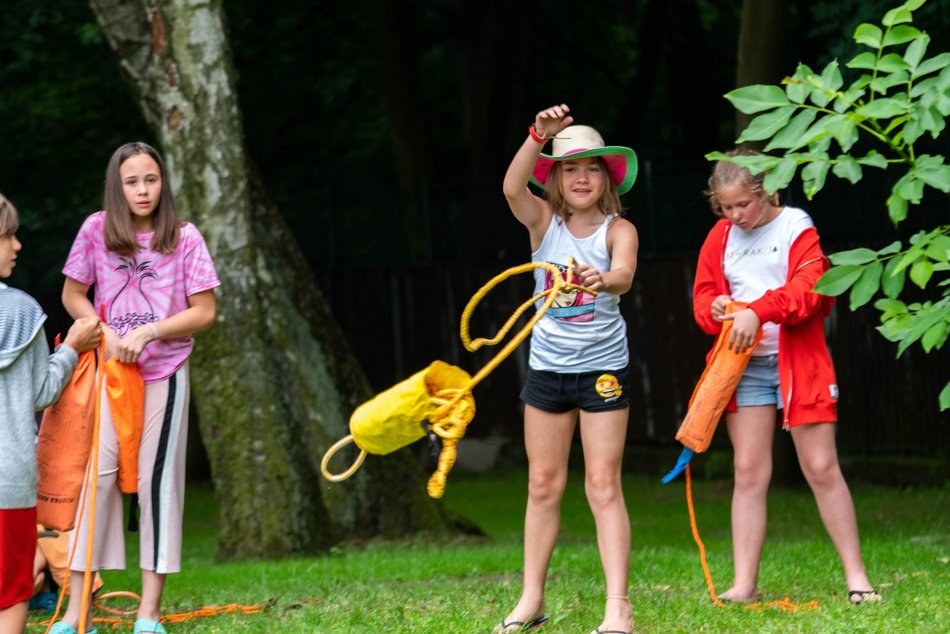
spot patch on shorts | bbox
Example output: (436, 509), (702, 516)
(829, 383), (839, 400)
(595, 373), (622, 401)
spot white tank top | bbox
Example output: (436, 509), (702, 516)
(528, 215), (629, 372)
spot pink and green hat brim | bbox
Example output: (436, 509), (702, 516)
(530, 146), (638, 195)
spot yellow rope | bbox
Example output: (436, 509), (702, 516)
(425, 259), (595, 497)
(320, 259), (596, 498)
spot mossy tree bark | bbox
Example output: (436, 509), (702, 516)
(88, 0), (455, 558)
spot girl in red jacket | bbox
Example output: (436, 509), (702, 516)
(693, 150), (879, 605)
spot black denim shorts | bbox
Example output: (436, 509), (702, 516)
(520, 366), (631, 413)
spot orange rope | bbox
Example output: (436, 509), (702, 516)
(685, 465), (725, 607)
(683, 464), (819, 611)
(29, 602), (269, 630)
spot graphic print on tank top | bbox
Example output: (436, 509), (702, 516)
(108, 254), (159, 336)
(545, 262), (595, 322)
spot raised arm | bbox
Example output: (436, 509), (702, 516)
(502, 104), (574, 246)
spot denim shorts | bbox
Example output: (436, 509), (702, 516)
(520, 367), (631, 413)
(734, 354), (783, 409)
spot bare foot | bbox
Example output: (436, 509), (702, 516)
(717, 587), (759, 603)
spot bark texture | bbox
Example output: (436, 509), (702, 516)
(736, 0), (790, 142)
(88, 0), (454, 558)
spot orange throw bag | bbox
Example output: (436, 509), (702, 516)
(36, 350), (97, 531)
(663, 302), (761, 482)
(103, 358), (144, 494)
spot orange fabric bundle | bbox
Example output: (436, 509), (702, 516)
(103, 358), (144, 494)
(674, 302), (761, 453)
(36, 350), (97, 531)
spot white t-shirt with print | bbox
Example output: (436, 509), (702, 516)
(723, 206), (813, 356)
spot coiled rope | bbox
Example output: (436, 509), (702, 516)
(321, 258), (596, 498)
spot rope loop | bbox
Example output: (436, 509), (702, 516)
(320, 435), (368, 482)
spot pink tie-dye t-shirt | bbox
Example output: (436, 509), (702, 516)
(63, 211), (220, 383)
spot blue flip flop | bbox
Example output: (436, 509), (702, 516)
(48, 623), (97, 634)
(133, 619), (167, 634)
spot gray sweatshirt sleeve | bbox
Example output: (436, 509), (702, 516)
(30, 332), (79, 410)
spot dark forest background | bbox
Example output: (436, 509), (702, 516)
(2, 0), (948, 473)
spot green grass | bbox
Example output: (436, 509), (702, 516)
(29, 469), (949, 633)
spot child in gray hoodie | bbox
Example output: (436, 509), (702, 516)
(0, 193), (100, 633)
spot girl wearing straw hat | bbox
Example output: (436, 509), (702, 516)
(495, 104), (638, 634)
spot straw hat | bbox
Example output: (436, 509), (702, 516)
(530, 125), (638, 195)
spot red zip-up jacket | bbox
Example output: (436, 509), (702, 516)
(692, 218), (838, 428)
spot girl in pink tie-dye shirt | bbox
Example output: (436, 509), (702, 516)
(56, 142), (219, 634)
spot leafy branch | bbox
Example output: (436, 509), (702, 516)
(707, 0), (950, 409)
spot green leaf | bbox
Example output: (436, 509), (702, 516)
(725, 85), (791, 114)
(854, 23), (882, 48)
(882, 256), (907, 298)
(814, 264), (864, 296)
(764, 110), (818, 151)
(878, 53), (912, 73)
(819, 60), (843, 92)
(832, 155), (863, 183)
(849, 260), (884, 310)
(902, 33), (929, 70)
(909, 260), (934, 288)
(883, 25), (923, 47)
(896, 173), (924, 203)
(882, 7), (913, 27)
(826, 116), (859, 151)
(913, 52), (950, 79)
(801, 159), (831, 199)
(829, 247), (879, 265)
(785, 64), (814, 104)
(915, 157), (950, 193)
(939, 382), (950, 411)
(763, 157), (797, 193)
(736, 106), (796, 143)
(896, 304), (945, 356)
(856, 97), (910, 118)
(847, 52), (878, 70)
(857, 151), (888, 169)
(834, 87), (866, 113)
(871, 70), (910, 94)
(874, 298), (907, 321)
(921, 321), (948, 353)
(925, 236), (950, 262)
(887, 191), (909, 224)
(877, 240), (903, 256)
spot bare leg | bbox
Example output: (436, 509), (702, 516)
(0, 602), (28, 633)
(721, 405), (776, 602)
(495, 405), (575, 633)
(790, 423), (877, 601)
(579, 407), (633, 634)
(61, 570), (96, 632)
(137, 569), (167, 623)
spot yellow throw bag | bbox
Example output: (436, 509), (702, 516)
(321, 360), (474, 484)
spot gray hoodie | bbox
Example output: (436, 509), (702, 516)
(0, 281), (77, 509)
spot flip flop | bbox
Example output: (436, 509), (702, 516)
(494, 614), (548, 632)
(48, 623), (97, 634)
(848, 590), (882, 605)
(133, 618), (168, 633)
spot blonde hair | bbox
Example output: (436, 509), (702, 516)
(542, 158), (626, 221)
(705, 149), (781, 217)
(0, 193), (19, 237)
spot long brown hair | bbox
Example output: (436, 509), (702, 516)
(103, 142), (181, 255)
(705, 148), (781, 217)
(542, 157), (626, 221)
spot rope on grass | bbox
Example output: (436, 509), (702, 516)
(683, 464), (819, 611)
(30, 601), (272, 630)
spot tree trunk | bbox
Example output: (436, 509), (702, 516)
(735, 0), (789, 143)
(88, 0), (455, 559)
